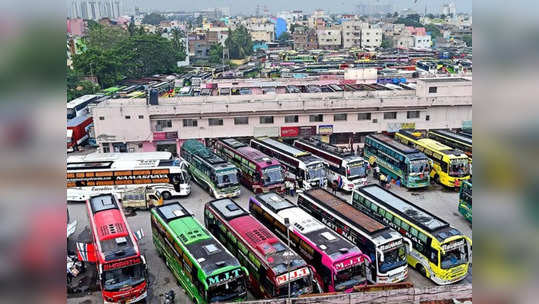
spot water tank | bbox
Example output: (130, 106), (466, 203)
(392, 78), (399, 84)
(148, 89), (158, 105)
(400, 77), (407, 83)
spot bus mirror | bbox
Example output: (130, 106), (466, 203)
(376, 248), (385, 263)
(403, 237), (413, 253)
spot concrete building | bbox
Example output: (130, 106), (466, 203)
(317, 27), (342, 50)
(92, 78), (472, 154)
(360, 25), (382, 49)
(292, 26), (318, 50)
(413, 35), (432, 49)
(250, 30), (274, 43)
(69, 0), (121, 20)
(341, 20), (362, 49)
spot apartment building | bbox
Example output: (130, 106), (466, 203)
(292, 26), (318, 50)
(317, 27), (342, 50)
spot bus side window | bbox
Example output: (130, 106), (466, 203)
(428, 248), (439, 265)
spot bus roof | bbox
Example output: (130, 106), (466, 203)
(302, 189), (388, 235)
(358, 184), (450, 233)
(67, 158), (178, 171)
(67, 151), (172, 163)
(369, 134), (417, 155)
(221, 138), (280, 167)
(429, 129), (472, 146)
(182, 139), (228, 166)
(67, 94), (101, 108)
(255, 137), (310, 158)
(89, 194), (138, 262)
(67, 114), (92, 127)
(295, 137), (354, 159)
(417, 138), (465, 156)
(154, 202), (241, 275)
(255, 193), (295, 213)
(207, 199), (249, 221)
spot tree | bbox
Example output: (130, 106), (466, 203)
(208, 43), (224, 64)
(381, 34), (392, 49)
(395, 16), (422, 27)
(67, 67), (100, 101)
(128, 16), (136, 36)
(85, 23), (129, 50)
(424, 24), (442, 39)
(142, 13), (165, 25)
(462, 35), (472, 47)
(225, 26), (253, 60)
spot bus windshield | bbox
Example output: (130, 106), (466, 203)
(216, 171), (239, 188)
(449, 159), (470, 177)
(408, 159), (430, 175)
(378, 245), (407, 273)
(262, 166), (284, 186)
(441, 241), (468, 269)
(347, 161), (367, 178)
(461, 184), (472, 205)
(102, 263), (145, 291)
(67, 108), (76, 120)
(207, 277), (246, 303)
(276, 275), (312, 297)
(306, 163), (326, 181)
(333, 264), (365, 291)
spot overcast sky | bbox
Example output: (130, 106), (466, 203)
(130, 0), (471, 15)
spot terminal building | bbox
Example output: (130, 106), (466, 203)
(92, 78), (472, 155)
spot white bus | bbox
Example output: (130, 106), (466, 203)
(298, 188), (410, 284)
(294, 137), (368, 191)
(250, 137), (328, 190)
(67, 94), (102, 120)
(67, 153), (190, 201)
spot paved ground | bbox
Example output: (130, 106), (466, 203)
(67, 175), (472, 304)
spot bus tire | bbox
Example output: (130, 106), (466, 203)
(162, 191), (172, 200)
(416, 264), (427, 278)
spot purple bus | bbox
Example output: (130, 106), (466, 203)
(249, 192), (371, 292)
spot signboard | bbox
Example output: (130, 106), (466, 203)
(379, 239), (403, 252)
(67, 168), (170, 188)
(318, 125), (333, 135)
(299, 126), (317, 137)
(254, 127), (279, 137)
(103, 257), (142, 271)
(334, 256), (363, 271)
(281, 126), (299, 137)
(441, 239), (465, 252)
(207, 268), (243, 285)
(275, 267), (310, 285)
(153, 131), (178, 141)
(387, 122), (416, 133)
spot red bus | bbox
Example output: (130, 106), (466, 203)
(214, 138), (285, 194)
(77, 193), (148, 303)
(204, 198), (319, 298)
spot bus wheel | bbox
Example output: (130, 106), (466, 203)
(416, 264), (427, 278)
(162, 191), (172, 200)
(434, 174), (440, 184)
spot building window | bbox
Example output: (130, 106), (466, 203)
(334, 113), (347, 121)
(309, 114), (323, 122)
(125, 115), (131, 119)
(102, 145), (110, 153)
(99, 116), (105, 121)
(384, 112), (397, 120)
(156, 120), (172, 129)
(138, 115), (144, 119)
(407, 111), (420, 119)
(285, 115), (299, 123)
(208, 118), (223, 126)
(260, 116), (274, 124)
(429, 87), (438, 93)
(234, 117), (249, 125)
(358, 113), (371, 120)
(426, 115), (430, 121)
(138, 143), (143, 148)
(183, 119), (198, 127)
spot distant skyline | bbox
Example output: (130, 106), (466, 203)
(129, 0), (471, 15)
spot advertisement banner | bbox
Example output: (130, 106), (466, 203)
(318, 124), (334, 135)
(387, 122), (416, 133)
(299, 126), (317, 137)
(153, 132), (178, 141)
(281, 126), (300, 137)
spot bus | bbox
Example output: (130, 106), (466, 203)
(181, 139), (241, 199)
(364, 134), (431, 188)
(428, 129), (473, 158)
(395, 130), (470, 188)
(214, 138), (285, 194)
(298, 189), (410, 284)
(250, 137), (328, 190)
(77, 193), (148, 303)
(458, 180), (472, 223)
(67, 94), (102, 119)
(67, 153), (191, 201)
(249, 192), (370, 292)
(151, 202), (248, 303)
(293, 137), (368, 191)
(204, 198), (318, 298)
(352, 184), (472, 285)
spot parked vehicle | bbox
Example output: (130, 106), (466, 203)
(67, 115), (93, 152)
(119, 186), (164, 210)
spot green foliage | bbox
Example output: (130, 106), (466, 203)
(67, 67), (100, 101)
(462, 35), (472, 47)
(225, 26), (253, 60)
(424, 24), (442, 39)
(395, 16), (422, 28)
(208, 44), (224, 64)
(381, 34), (392, 49)
(72, 25), (185, 88)
(277, 32), (291, 42)
(142, 13), (166, 25)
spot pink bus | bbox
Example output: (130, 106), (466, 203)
(214, 138), (285, 194)
(249, 192), (371, 292)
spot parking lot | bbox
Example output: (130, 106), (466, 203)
(67, 175), (472, 304)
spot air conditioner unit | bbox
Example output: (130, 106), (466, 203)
(372, 119), (378, 123)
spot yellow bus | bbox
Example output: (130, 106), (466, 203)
(352, 184), (472, 285)
(395, 130), (470, 188)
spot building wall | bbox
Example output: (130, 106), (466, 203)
(341, 21), (362, 49)
(317, 28), (342, 49)
(250, 30), (273, 42)
(361, 27), (382, 49)
(414, 35), (432, 49)
(93, 78), (472, 152)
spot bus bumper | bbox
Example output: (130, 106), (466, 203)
(376, 267), (408, 284)
(215, 189), (241, 199)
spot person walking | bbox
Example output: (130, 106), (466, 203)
(373, 164), (380, 180)
(290, 180), (296, 197)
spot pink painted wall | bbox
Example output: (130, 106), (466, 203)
(142, 142), (156, 152)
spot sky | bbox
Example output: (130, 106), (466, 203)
(130, 0), (472, 15)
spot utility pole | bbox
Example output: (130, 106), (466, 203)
(285, 217), (291, 300)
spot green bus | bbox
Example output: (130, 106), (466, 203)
(151, 202), (248, 304)
(181, 140), (241, 199)
(458, 180), (472, 222)
(364, 134), (431, 188)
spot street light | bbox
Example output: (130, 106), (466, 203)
(284, 217), (291, 300)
